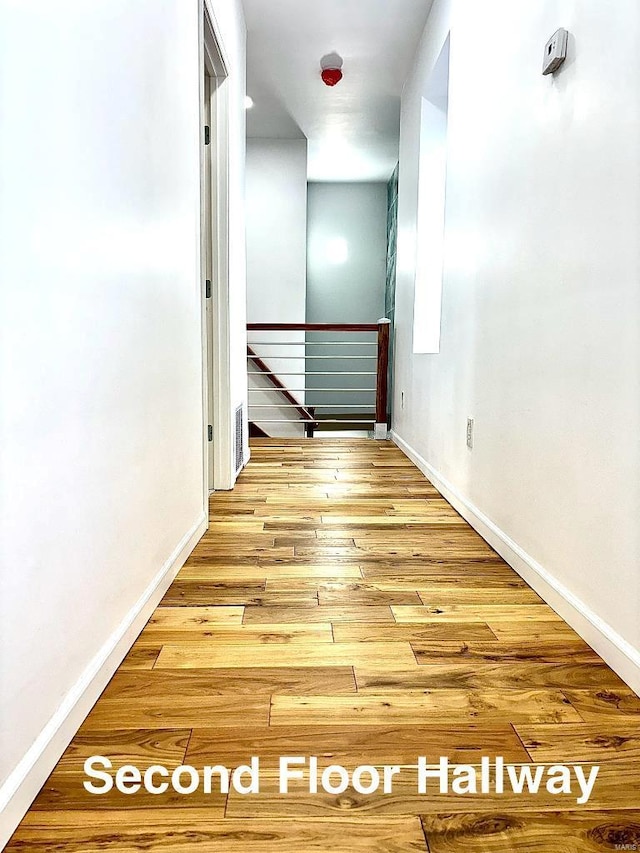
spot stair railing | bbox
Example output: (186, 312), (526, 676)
(247, 319), (391, 439)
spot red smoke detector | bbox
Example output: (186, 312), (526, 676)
(321, 67), (343, 87)
(320, 53), (344, 87)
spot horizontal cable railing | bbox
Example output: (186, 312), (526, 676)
(251, 341), (375, 347)
(247, 320), (390, 439)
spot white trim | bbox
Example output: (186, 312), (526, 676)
(199, 10), (213, 505)
(201, 1), (234, 492)
(210, 75), (234, 490)
(203, 0), (231, 75)
(0, 513), (207, 849)
(391, 429), (640, 695)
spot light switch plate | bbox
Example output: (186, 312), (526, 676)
(542, 28), (568, 75)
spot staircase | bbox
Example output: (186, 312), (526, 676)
(247, 345), (318, 437)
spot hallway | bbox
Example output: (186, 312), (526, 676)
(8, 439), (640, 851)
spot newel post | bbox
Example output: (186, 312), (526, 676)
(375, 318), (391, 439)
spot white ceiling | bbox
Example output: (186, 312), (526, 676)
(243, 0), (434, 182)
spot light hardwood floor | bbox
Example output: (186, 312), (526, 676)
(8, 438), (640, 851)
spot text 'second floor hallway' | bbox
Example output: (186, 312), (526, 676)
(8, 439), (640, 851)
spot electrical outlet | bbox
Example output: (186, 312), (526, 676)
(466, 418), (474, 449)
(542, 28), (568, 75)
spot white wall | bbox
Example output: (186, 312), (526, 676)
(393, 0), (640, 690)
(0, 0), (246, 843)
(246, 138), (308, 325)
(246, 139), (308, 431)
(306, 183), (387, 416)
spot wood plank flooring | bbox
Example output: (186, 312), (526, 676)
(8, 438), (640, 852)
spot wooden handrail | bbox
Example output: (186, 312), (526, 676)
(247, 345), (318, 426)
(248, 323), (378, 332)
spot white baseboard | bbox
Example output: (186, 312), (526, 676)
(0, 512), (207, 848)
(391, 430), (640, 696)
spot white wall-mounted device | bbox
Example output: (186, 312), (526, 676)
(542, 28), (568, 75)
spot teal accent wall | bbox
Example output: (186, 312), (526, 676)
(385, 163), (399, 322)
(385, 163), (399, 420)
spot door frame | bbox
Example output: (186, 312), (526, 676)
(200, 2), (233, 498)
